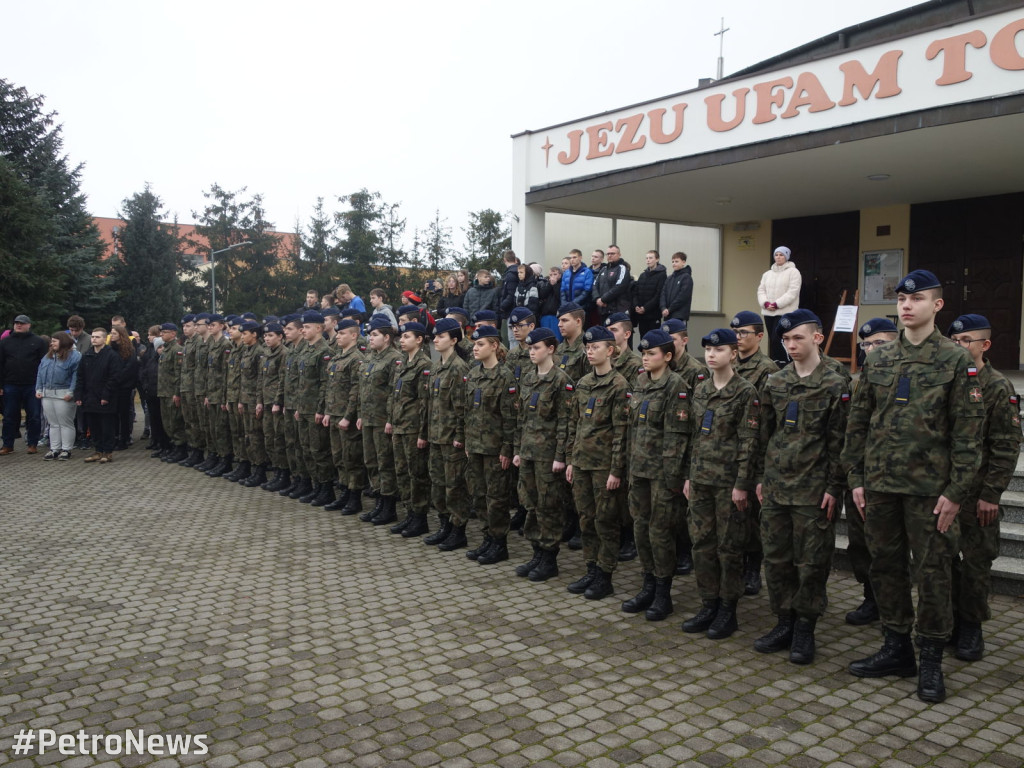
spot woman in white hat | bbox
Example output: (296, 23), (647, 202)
(756, 246), (802, 364)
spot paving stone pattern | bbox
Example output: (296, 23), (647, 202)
(1, 439), (1022, 767)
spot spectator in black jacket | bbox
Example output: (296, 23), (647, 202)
(632, 250), (668, 338)
(498, 250), (520, 319)
(0, 314), (48, 455)
(594, 244), (632, 320)
(661, 251), (693, 323)
(138, 326), (166, 452)
(539, 266), (563, 339)
(75, 328), (119, 463)
(109, 326), (140, 450)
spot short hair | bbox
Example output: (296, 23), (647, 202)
(610, 318), (633, 334)
(370, 288), (386, 300)
(322, 294), (337, 306)
(306, 288), (319, 296)
(592, 249), (605, 258)
(647, 250), (660, 260)
(562, 308), (585, 321)
(475, 269), (490, 280)
(111, 315), (126, 324)
(286, 318), (303, 330)
(148, 325), (161, 337)
(336, 283), (351, 295)
(569, 249), (582, 258)
(92, 328), (107, 335)
(606, 244), (619, 251)
(67, 315), (85, 330)
(503, 249), (518, 264)
(672, 252), (687, 262)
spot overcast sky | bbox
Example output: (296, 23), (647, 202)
(4, 0), (921, 245)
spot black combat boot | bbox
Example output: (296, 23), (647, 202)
(340, 489), (363, 516)
(567, 563), (598, 594)
(568, 528), (583, 551)
(266, 469), (290, 492)
(955, 621), (984, 662)
(402, 513), (429, 538)
(645, 577), (674, 622)
(478, 536), (509, 565)
(917, 638), (947, 703)
(438, 524), (468, 551)
(423, 516), (452, 545)
(683, 599), (720, 634)
(743, 553), (762, 596)
(310, 482), (335, 507)
(390, 507), (413, 534)
(289, 477), (312, 500)
(754, 613), (794, 653)
(466, 534), (494, 561)
(584, 568), (614, 600)
(372, 496), (397, 525)
(621, 573), (656, 614)
(849, 628), (918, 678)
(226, 460), (250, 482)
(845, 583), (880, 625)
(206, 455), (232, 478)
(324, 488), (350, 511)
(707, 600), (738, 639)
(675, 546), (693, 576)
(166, 445), (189, 463)
(528, 549), (559, 582)
(179, 447), (202, 467)
(299, 481), (321, 504)
(509, 506), (527, 532)
(242, 464), (267, 488)
(618, 524), (637, 561)
(561, 516), (578, 544)
(360, 495), (383, 522)
(515, 544), (543, 577)
(789, 616), (817, 665)
(195, 453), (217, 472)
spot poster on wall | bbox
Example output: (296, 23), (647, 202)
(862, 249), (904, 304)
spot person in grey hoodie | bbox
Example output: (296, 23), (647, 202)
(463, 269), (500, 319)
(369, 289), (399, 329)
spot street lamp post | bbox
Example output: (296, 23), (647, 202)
(209, 241), (252, 312)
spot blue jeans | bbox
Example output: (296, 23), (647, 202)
(2, 383), (42, 448)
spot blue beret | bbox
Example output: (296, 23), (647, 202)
(730, 310), (764, 329)
(340, 308), (362, 319)
(508, 307), (536, 325)
(583, 326), (615, 343)
(702, 328), (738, 347)
(471, 325), (500, 340)
(524, 327), (556, 345)
(181, 314), (196, 324)
(661, 319), (688, 335)
(557, 302), (584, 317)
(241, 312), (258, 321)
(399, 321), (427, 335)
(446, 307), (469, 320)
(301, 311), (325, 325)
(208, 313), (225, 324)
(896, 269), (941, 294)
(194, 312), (211, 322)
(858, 317), (898, 339)
(432, 318), (462, 337)
(322, 306), (341, 317)
(264, 323), (284, 334)
(159, 322), (178, 332)
(336, 318), (360, 331)
(240, 321), (261, 333)
(948, 313), (990, 336)
(604, 312), (631, 327)
(777, 309), (820, 334)
(473, 309), (498, 323)
(225, 314), (240, 325)
(368, 316), (394, 332)
(639, 330), (674, 350)
(281, 314), (300, 325)
(263, 315), (280, 324)
(397, 305), (421, 318)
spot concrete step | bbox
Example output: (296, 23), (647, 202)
(1006, 452), (1024, 492)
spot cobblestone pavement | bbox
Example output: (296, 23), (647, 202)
(1, 438), (1022, 768)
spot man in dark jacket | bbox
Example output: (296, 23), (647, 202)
(632, 250), (668, 338)
(594, 245), (632, 321)
(0, 314), (48, 455)
(498, 250), (520, 320)
(75, 328), (120, 462)
(661, 251), (694, 323)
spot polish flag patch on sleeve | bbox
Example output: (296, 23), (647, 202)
(841, 393), (851, 402)
(508, 386), (517, 394)
(565, 384), (574, 391)
(678, 392), (687, 399)
(967, 366), (978, 376)
(422, 370), (431, 376)
(1010, 395), (1019, 405)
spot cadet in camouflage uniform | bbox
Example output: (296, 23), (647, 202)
(278, 316), (310, 498)
(190, 314), (213, 468)
(386, 321), (433, 536)
(731, 310), (780, 597)
(844, 318), (899, 625)
(202, 314), (233, 478)
(843, 270), (984, 704)
(753, 310), (849, 665)
(223, 319), (249, 481)
(356, 317), (402, 524)
(512, 327), (572, 582)
(237, 321), (267, 487)
(444, 307), (475, 361)
(259, 323), (289, 491)
(621, 329), (689, 621)
(682, 327), (760, 641)
(463, 325), (517, 565)
(565, 325), (630, 601)
(946, 313), (1021, 662)
(156, 322), (187, 462)
(425, 318), (472, 550)
(322, 318), (365, 513)
(606, 312), (644, 562)
(177, 315), (203, 466)
(505, 307), (537, 533)
(294, 311), (334, 507)
(556, 302), (590, 548)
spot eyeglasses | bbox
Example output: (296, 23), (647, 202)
(952, 337), (984, 347)
(859, 340), (887, 350)
(511, 322), (532, 329)
(734, 330), (758, 338)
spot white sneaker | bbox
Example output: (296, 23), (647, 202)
(43, 450), (58, 460)
(57, 450), (71, 461)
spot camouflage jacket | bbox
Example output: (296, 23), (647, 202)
(225, 340), (244, 403)
(204, 335), (231, 404)
(628, 369), (689, 488)
(736, 348), (779, 394)
(969, 361), (1021, 504)
(280, 339), (307, 410)
(673, 351), (709, 394)
(259, 343), (285, 407)
(505, 343), (534, 386)
(686, 373), (760, 490)
(566, 369), (630, 475)
(295, 337), (331, 414)
(427, 352), (469, 445)
(841, 328), (984, 503)
(757, 359), (849, 506)
(356, 346), (402, 427)
(464, 362), (516, 457)
(179, 335), (197, 394)
(555, 335), (589, 384)
(821, 353), (853, 387)
(192, 336), (210, 396)
(613, 348), (644, 390)
(156, 338), (183, 398)
(323, 344), (364, 420)
(514, 365), (573, 463)
(238, 342), (263, 405)
(388, 349), (432, 437)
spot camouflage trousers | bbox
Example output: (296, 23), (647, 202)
(180, 392), (203, 449)
(688, 482), (746, 602)
(843, 489), (871, 584)
(761, 503), (835, 619)
(952, 499), (1001, 624)
(361, 424), (396, 496)
(242, 404), (266, 466)
(572, 468), (622, 574)
(228, 403), (246, 462)
(297, 412), (332, 483)
(393, 433), (430, 514)
(629, 476), (678, 578)
(429, 442), (468, 525)
(160, 397), (186, 446)
(518, 457), (565, 551)
(328, 421), (362, 489)
(264, 409), (287, 470)
(195, 395), (211, 451)
(675, 493), (692, 552)
(745, 494), (763, 558)
(207, 402), (231, 457)
(283, 409), (307, 478)
(865, 491), (959, 640)
(466, 452), (510, 538)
